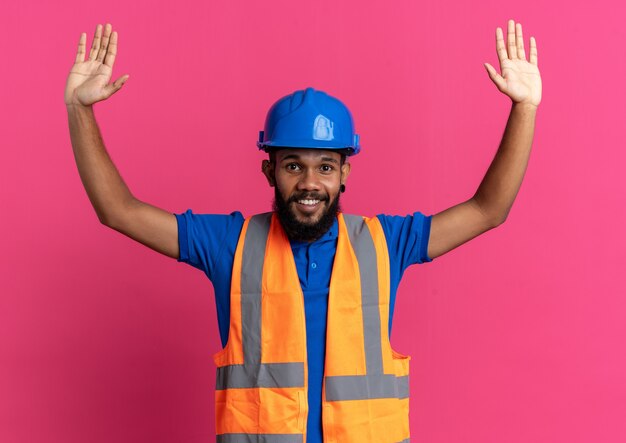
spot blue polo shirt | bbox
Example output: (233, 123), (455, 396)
(175, 210), (432, 442)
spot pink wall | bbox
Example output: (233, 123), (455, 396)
(2, 0), (625, 442)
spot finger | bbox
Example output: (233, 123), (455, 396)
(104, 31), (118, 68)
(516, 22), (526, 61)
(529, 36), (538, 66)
(88, 24), (102, 61)
(103, 74), (130, 99)
(96, 23), (112, 63)
(496, 27), (508, 65)
(484, 62), (507, 91)
(507, 19), (517, 59)
(74, 32), (86, 64)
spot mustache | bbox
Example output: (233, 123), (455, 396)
(288, 193), (329, 203)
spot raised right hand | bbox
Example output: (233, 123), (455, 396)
(64, 23), (129, 107)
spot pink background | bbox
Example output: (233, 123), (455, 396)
(2, 0), (625, 442)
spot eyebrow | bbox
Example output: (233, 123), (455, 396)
(280, 154), (339, 165)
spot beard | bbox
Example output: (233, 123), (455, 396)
(272, 187), (341, 242)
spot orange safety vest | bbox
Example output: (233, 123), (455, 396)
(213, 212), (411, 443)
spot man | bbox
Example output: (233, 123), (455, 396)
(65, 20), (541, 443)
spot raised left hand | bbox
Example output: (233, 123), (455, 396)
(484, 19), (542, 107)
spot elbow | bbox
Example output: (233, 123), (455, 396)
(97, 208), (119, 228)
(472, 197), (508, 229)
(96, 198), (137, 228)
(98, 212), (112, 227)
(489, 212), (508, 228)
(481, 206), (508, 228)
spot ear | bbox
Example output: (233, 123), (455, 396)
(262, 159), (275, 187)
(340, 161), (351, 185)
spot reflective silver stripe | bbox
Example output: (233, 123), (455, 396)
(343, 214), (384, 375)
(325, 374), (409, 401)
(397, 439), (410, 443)
(241, 213), (272, 366)
(396, 375), (409, 398)
(216, 362), (304, 389)
(216, 434), (303, 443)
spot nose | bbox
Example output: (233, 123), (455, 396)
(296, 167), (321, 192)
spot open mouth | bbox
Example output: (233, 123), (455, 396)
(297, 199), (321, 206)
(293, 197), (325, 214)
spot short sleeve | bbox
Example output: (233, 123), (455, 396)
(174, 209), (245, 280)
(376, 212), (433, 274)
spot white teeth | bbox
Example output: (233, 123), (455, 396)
(298, 199), (320, 206)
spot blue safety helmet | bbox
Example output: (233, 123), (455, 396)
(257, 87), (361, 156)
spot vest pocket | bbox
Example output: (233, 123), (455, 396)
(257, 387), (303, 434)
(212, 342), (230, 367)
(391, 348), (411, 377)
(323, 403), (336, 443)
(214, 390), (262, 435)
(391, 348), (411, 441)
(297, 390), (305, 431)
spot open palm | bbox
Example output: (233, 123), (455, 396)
(64, 23), (129, 106)
(484, 20), (542, 107)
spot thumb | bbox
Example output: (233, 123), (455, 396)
(103, 74), (130, 99)
(484, 63), (506, 91)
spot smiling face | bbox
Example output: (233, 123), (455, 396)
(262, 148), (351, 242)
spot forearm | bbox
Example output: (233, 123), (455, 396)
(66, 104), (136, 224)
(473, 102), (537, 224)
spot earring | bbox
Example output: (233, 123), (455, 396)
(340, 184), (346, 193)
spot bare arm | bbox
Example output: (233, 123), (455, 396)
(427, 19), (541, 260)
(66, 23), (178, 260)
(428, 102), (537, 259)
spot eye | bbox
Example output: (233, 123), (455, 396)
(320, 164), (334, 173)
(286, 163), (301, 171)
